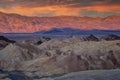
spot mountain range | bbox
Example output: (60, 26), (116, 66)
(36, 28), (120, 35)
(0, 12), (120, 33)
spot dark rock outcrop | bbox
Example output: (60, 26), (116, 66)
(0, 70), (32, 80)
(0, 40), (8, 50)
(82, 34), (99, 41)
(100, 34), (120, 41)
(0, 36), (15, 50)
(0, 36), (15, 43)
(34, 36), (51, 45)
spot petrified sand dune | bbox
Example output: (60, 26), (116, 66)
(0, 43), (41, 70)
(0, 35), (120, 79)
(0, 35), (120, 73)
(19, 40), (120, 74)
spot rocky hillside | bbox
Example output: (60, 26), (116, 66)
(0, 35), (120, 74)
(0, 12), (120, 33)
(0, 35), (120, 79)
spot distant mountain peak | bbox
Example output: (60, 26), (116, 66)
(38, 28), (120, 36)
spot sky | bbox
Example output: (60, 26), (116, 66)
(0, 0), (120, 17)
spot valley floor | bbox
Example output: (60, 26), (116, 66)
(0, 69), (120, 80)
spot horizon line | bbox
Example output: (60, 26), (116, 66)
(0, 11), (120, 18)
(1, 28), (120, 34)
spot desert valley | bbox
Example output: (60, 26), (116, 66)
(0, 5), (120, 80)
(0, 12), (120, 80)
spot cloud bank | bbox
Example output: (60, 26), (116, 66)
(0, 0), (120, 17)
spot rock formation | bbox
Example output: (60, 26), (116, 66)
(82, 34), (99, 41)
(0, 36), (15, 50)
(100, 34), (120, 41)
(0, 35), (120, 79)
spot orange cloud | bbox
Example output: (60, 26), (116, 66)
(0, 4), (120, 17)
(81, 5), (120, 12)
(0, 5), (80, 16)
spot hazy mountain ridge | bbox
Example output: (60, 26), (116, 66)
(0, 12), (120, 33)
(37, 28), (120, 35)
